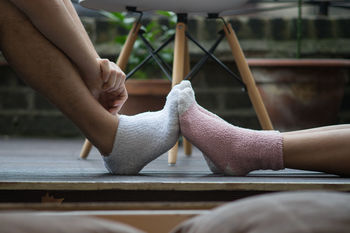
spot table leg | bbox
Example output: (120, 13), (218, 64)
(80, 21), (142, 159)
(183, 35), (192, 156)
(168, 22), (186, 165)
(223, 23), (273, 130)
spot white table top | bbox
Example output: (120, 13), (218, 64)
(79, 0), (248, 16)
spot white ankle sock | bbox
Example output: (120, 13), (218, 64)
(103, 88), (180, 175)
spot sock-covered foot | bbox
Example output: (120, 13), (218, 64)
(174, 81), (222, 173)
(103, 88), (180, 175)
(197, 105), (224, 174)
(178, 86), (284, 176)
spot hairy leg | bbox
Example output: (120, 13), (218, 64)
(0, 0), (117, 154)
(283, 129), (350, 176)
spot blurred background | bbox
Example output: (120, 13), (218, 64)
(0, 0), (349, 137)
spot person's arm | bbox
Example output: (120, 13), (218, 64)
(62, 0), (98, 60)
(10, 0), (98, 79)
(10, 0), (127, 110)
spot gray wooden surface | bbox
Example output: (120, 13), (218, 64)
(0, 137), (349, 192)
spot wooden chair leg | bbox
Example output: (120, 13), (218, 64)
(80, 139), (93, 160)
(223, 23), (273, 130)
(168, 22), (186, 165)
(79, 21), (142, 159)
(183, 137), (192, 156)
(183, 35), (192, 156)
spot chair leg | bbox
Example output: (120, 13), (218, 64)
(79, 21), (142, 159)
(183, 35), (192, 156)
(168, 22), (186, 165)
(223, 23), (273, 130)
(183, 137), (192, 156)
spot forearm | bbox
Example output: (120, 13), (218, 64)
(62, 0), (97, 57)
(10, 0), (99, 80)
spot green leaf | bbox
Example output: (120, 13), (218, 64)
(105, 9), (176, 79)
(114, 35), (127, 44)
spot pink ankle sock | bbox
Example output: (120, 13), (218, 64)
(178, 87), (284, 176)
(197, 106), (224, 173)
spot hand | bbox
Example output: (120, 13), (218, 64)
(99, 58), (126, 92)
(98, 83), (128, 115)
(83, 58), (128, 114)
(97, 58), (128, 114)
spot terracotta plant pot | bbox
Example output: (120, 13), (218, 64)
(249, 59), (350, 131)
(119, 79), (171, 115)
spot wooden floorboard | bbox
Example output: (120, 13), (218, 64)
(0, 137), (349, 202)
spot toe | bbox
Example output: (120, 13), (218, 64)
(167, 86), (180, 100)
(173, 80), (192, 91)
(178, 87), (196, 115)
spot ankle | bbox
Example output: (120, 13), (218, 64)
(98, 141), (114, 156)
(91, 115), (119, 156)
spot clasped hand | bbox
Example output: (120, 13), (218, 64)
(84, 58), (128, 115)
(98, 58), (128, 114)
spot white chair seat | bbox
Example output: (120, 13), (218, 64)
(79, 0), (247, 15)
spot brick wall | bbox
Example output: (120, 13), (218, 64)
(0, 64), (81, 137)
(1, 16), (350, 136)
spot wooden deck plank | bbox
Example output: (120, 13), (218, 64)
(0, 202), (224, 211)
(0, 138), (349, 193)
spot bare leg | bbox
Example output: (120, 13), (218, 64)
(284, 124), (350, 136)
(0, 0), (117, 154)
(61, 0), (97, 54)
(283, 129), (350, 176)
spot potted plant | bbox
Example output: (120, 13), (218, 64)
(103, 11), (176, 115)
(249, 1), (350, 131)
(250, 58), (350, 131)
